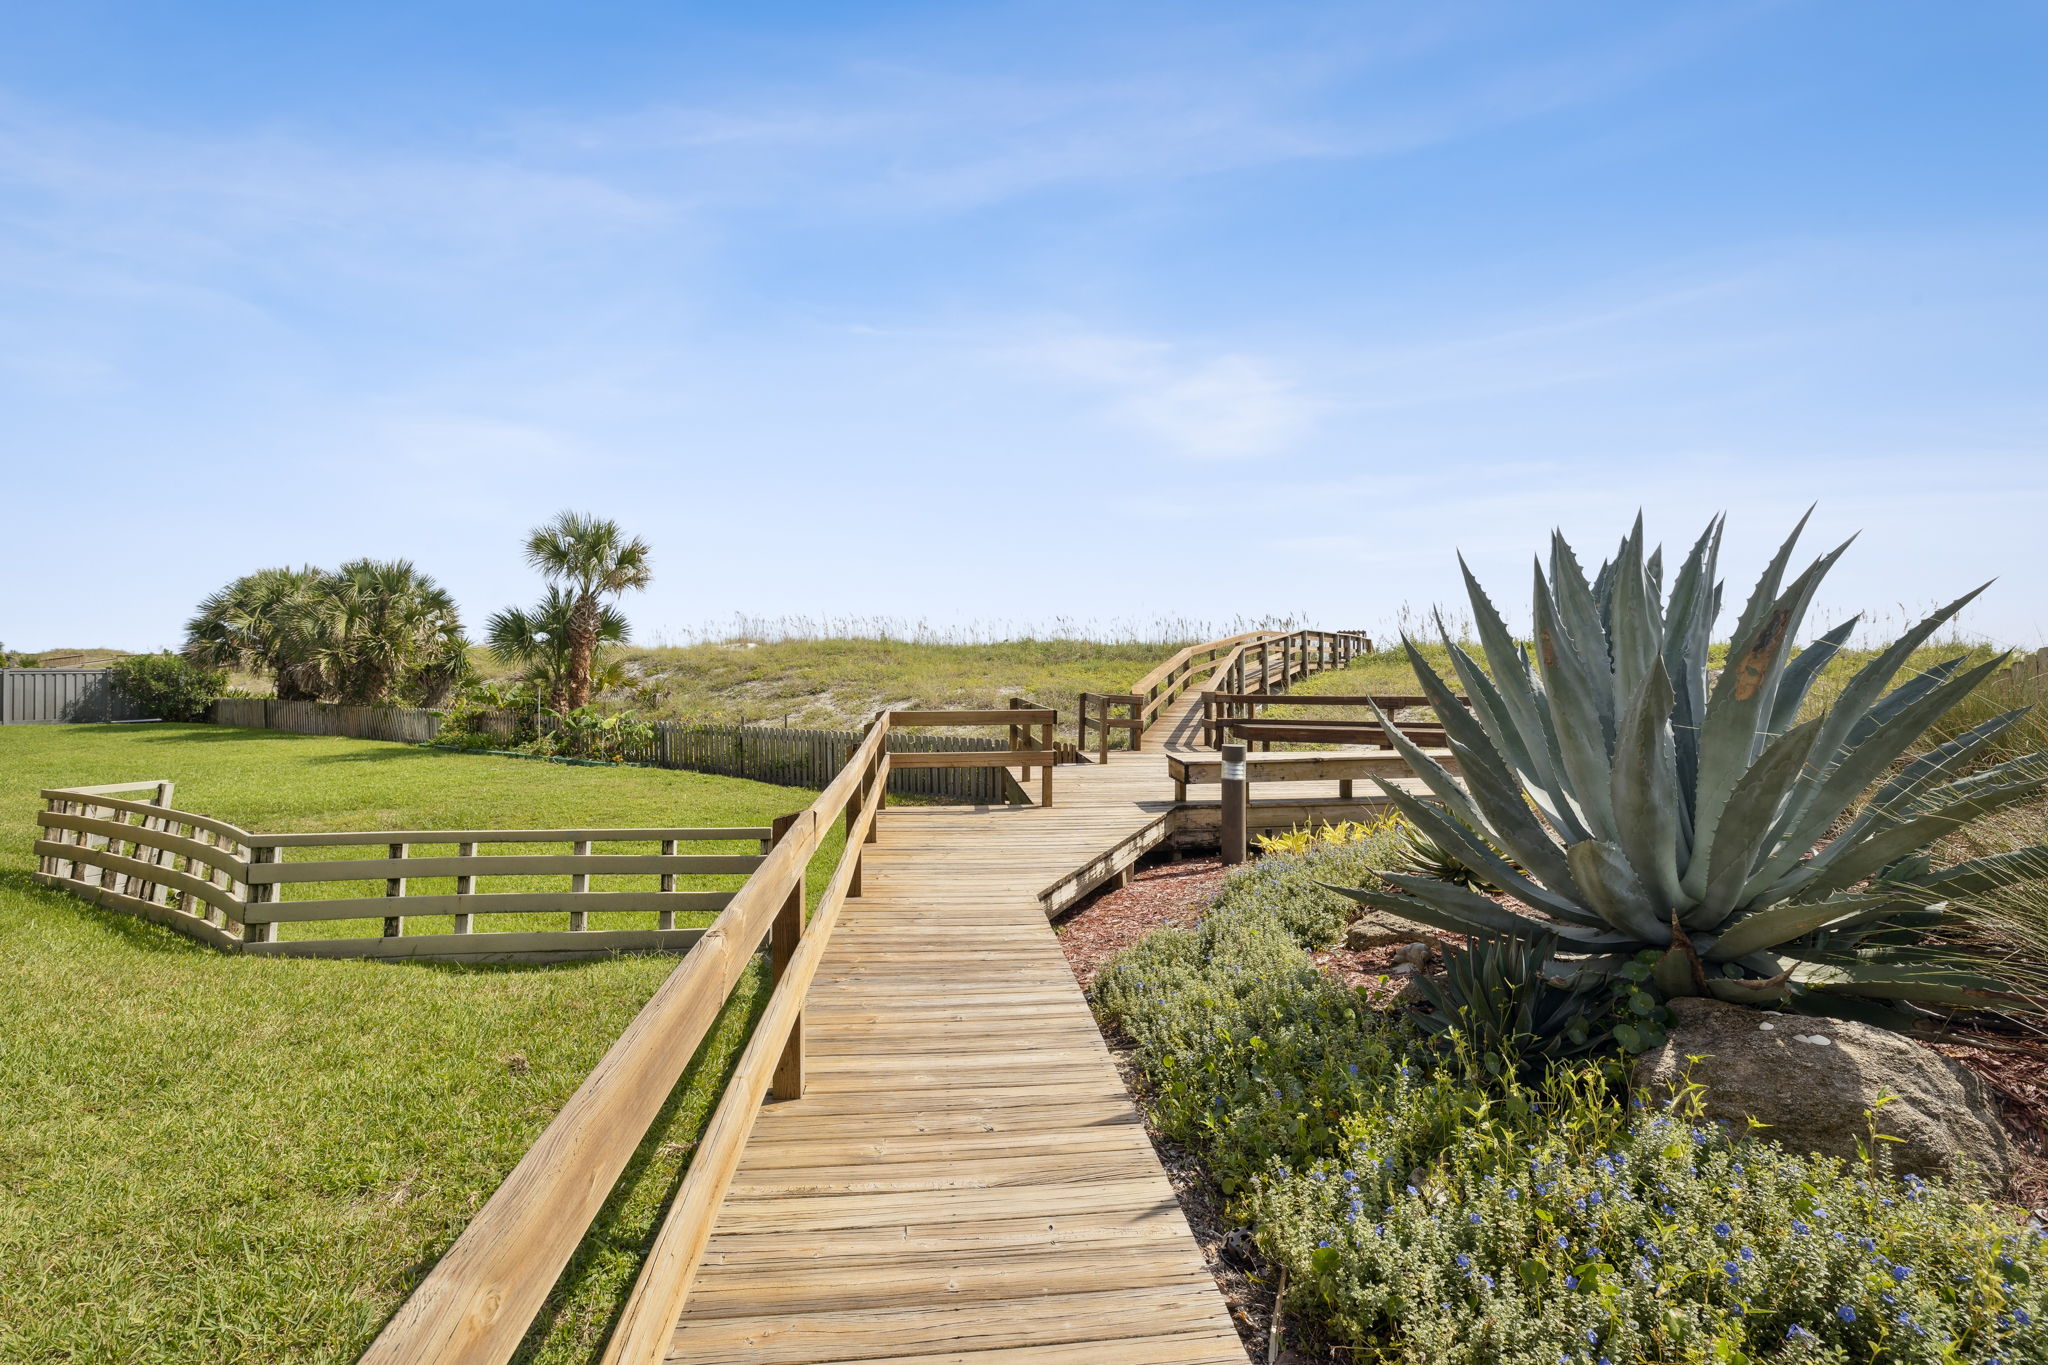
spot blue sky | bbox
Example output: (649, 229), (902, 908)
(5, 2), (2046, 650)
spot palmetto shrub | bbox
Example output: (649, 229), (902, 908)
(1333, 513), (2047, 1027)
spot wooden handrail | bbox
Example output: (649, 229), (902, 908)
(361, 703), (1032, 1365)
(359, 715), (891, 1365)
(1079, 629), (1373, 760)
(598, 757), (886, 1364)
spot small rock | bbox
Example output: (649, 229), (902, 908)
(1388, 963), (1417, 977)
(1392, 941), (1433, 967)
(1758, 1022), (1776, 1031)
(1220, 1228), (1259, 1270)
(1633, 998), (2015, 1191)
(1345, 910), (1429, 951)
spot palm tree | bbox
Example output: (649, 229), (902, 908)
(182, 560), (468, 706)
(183, 566), (329, 700)
(300, 559), (470, 706)
(485, 586), (630, 711)
(522, 512), (652, 709)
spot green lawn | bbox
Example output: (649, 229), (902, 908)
(0, 723), (826, 1364)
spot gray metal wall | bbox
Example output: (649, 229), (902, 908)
(0, 669), (150, 724)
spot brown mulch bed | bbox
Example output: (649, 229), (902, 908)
(1938, 1041), (2048, 1207)
(1056, 856), (1231, 988)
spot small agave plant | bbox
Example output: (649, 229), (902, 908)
(1332, 512), (2047, 1026)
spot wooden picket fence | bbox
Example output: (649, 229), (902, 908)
(206, 699), (1071, 802)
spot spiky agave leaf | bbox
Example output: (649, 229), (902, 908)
(1329, 512), (2041, 1026)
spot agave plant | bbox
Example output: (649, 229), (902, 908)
(1410, 932), (1621, 1075)
(1331, 513), (2048, 1026)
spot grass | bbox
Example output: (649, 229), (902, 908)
(471, 636), (1193, 737)
(0, 723), (830, 1365)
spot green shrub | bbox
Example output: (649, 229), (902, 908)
(110, 652), (225, 722)
(430, 699), (519, 752)
(1092, 841), (2048, 1363)
(521, 707), (656, 763)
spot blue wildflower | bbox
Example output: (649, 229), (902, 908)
(1836, 1305), (1856, 1323)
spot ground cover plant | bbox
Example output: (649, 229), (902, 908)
(0, 722), (828, 1365)
(1092, 838), (2048, 1363)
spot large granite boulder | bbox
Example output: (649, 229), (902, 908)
(1632, 997), (2015, 1192)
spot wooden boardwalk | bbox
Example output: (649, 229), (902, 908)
(358, 631), (1382, 1365)
(666, 748), (1244, 1364)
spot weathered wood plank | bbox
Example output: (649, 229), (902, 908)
(248, 826), (772, 848)
(243, 890), (735, 924)
(247, 852), (766, 883)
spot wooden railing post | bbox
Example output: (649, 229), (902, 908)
(844, 790), (864, 897)
(455, 842), (477, 934)
(383, 841), (408, 937)
(247, 846), (278, 944)
(568, 839), (590, 931)
(656, 839), (677, 930)
(1040, 718), (1054, 807)
(767, 812), (806, 1100)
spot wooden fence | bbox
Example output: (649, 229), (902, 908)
(206, 699), (1069, 803)
(1077, 628), (1372, 759)
(31, 781), (771, 964)
(356, 707), (1051, 1365)
(209, 697), (443, 743)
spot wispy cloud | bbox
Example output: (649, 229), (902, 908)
(1011, 332), (1321, 459)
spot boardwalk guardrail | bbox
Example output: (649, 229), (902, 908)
(1200, 689), (1464, 749)
(1077, 628), (1371, 760)
(357, 706), (1054, 1365)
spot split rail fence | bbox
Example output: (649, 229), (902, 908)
(32, 781), (771, 964)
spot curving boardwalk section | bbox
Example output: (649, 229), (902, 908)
(665, 750), (1243, 1365)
